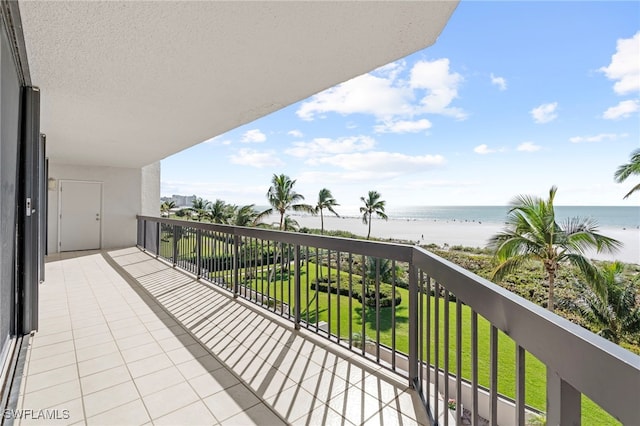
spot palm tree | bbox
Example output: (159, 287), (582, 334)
(283, 215), (300, 232)
(160, 200), (176, 217)
(489, 186), (622, 312)
(614, 148), (640, 199)
(567, 262), (640, 344)
(231, 204), (260, 227)
(360, 190), (388, 239)
(208, 199), (229, 224)
(315, 188), (339, 234)
(258, 174), (313, 282)
(190, 197), (211, 222)
(258, 174), (314, 230)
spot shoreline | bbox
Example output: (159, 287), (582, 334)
(288, 214), (640, 265)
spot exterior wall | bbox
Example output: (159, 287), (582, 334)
(141, 162), (160, 217)
(47, 163), (152, 252)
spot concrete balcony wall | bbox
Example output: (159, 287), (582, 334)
(47, 163), (158, 252)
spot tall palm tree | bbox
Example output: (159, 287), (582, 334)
(315, 188), (340, 234)
(190, 197), (211, 222)
(360, 190), (388, 239)
(567, 262), (640, 344)
(614, 148), (640, 199)
(258, 174), (314, 230)
(258, 174), (313, 282)
(489, 186), (622, 312)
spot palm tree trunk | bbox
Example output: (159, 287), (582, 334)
(320, 209), (324, 234)
(547, 272), (555, 312)
(367, 214), (372, 239)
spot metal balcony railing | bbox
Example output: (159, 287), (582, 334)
(137, 216), (639, 425)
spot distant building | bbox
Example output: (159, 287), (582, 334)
(161, 194), (197, 208)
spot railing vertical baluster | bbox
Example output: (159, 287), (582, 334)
(419, 271), (424, 397)
(456, 299), (462, 425)
(444, 289), (450, 426)
(391, 260), (396, 371)
(233, 234), (239, 298)
(434, 280), (440, 420)
(516, 344), (526, 426)
(336, 251), (341, 342)
(172, 225), (178, 266)
(142, 219), (147, 251)
(327, 249), (331, 339)
(196, 228), (202, 279)
(294, 244), (301, 330)
(155, 222), (160, 257)
(361, 255), (366, 355)
(375, 258), (380, 362)
(348, 253), (353, 349)
(490, 325), (498, 426)
(472, 310), (479, 426)
(305, 247), (310, 327)
(426, 274), (431, 409)
(266, 240), (271, 309)
(408, 262), (419, 389)
(315, 250), (319, 331)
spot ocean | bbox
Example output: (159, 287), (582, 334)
(384, 206), (639, 229)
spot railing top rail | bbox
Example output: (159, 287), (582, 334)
(138, 215), (413, 261)
(139, 215), (640, 423)
(412, 247), (640, 424)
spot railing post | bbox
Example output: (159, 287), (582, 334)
(547, 369), (581, 426)
(408, 261), (419, 389)
(294, 244), (301, 330)
(196, 228), (202, 279)
(172, 225), (178, 266)
(233, 234), (239, 298)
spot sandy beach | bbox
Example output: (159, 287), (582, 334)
(289, 215), (640, 265)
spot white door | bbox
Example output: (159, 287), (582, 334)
(59, 181), (102, 251)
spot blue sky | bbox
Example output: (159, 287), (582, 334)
(161, 1), (639, 213)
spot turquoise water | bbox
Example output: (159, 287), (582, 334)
(385, 206), (639, 228)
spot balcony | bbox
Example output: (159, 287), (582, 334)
(9, 217), (639, 426)
(11, 248), (437, 425)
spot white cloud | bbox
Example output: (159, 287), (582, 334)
(374, 119), (432, 134)
(288, 130), (303, 138)
(517, 141), (541, 152)
(296, 58), (466, 124)
(599, 32), (640, 95)
(410, 59), (466, 119)
(474, 144), (495, 154)
(602, 99), (640, 120)
(490, 73), (507, 91)
(530, 102), (558, 123)
(285, 135), (375, 158)
(241, 129), (267, 143)
(569, 133), (627, 143)
(229, 148), (283, 168)
(309, 151), (445, 177)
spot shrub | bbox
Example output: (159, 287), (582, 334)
(311, 279), (402, 307)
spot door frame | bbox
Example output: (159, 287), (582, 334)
(57, 179), (103, 253)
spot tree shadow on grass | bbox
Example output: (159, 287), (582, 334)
(354, 304), (408, 332)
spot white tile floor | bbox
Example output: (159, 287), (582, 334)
(13, 248), (435, 425)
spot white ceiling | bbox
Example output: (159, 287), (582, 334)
(19, 1), (458, 168)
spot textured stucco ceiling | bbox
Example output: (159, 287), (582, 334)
(19, 1), (458, 168)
